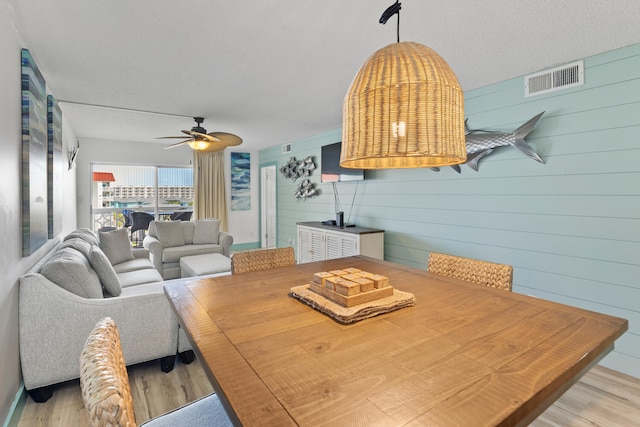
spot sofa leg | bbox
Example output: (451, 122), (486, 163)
(160, 355), (176, 373)
(178, 350), (195, 364)
(27, 385), (54, 403)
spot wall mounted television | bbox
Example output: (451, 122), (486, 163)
(320, 141), (365, 182)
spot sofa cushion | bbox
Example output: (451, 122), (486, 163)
(63, 228), (99, 246)
(99, 228), (134, 265)
(40, 247), (103, 299)
(58, 237), (92, 258)
(112, 257), (156, 274)
(155, 221), (185, 248)
(88, 245), (122, 296)
(132, 248), (151, 259)
(117, 268), (163, 288)
(182, 221), (195, 245)
(161, 244), (223, 263)
(192, 219), (220, 245)
(118, 280), (166, 297)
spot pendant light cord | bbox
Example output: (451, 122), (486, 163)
(397, 8), (400, 42)
(379, 1), (401, 43)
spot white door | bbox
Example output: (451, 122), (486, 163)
(260, 165), (277, 248)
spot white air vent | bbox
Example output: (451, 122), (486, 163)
(281, 143), (291, 154)
(525, 60), (584, 97)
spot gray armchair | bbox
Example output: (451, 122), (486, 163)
(143, 219), (233, 279)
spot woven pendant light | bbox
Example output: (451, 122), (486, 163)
(341, 41), (467, 169)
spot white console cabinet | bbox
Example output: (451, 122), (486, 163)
(296, 222), (384, 264)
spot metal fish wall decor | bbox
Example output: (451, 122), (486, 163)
(280, 156), (319, 200)
(294, 179), (317, 201)
(432, 111), (545, 172)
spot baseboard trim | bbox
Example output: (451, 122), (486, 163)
(230, 242), (260, 252)
(3, 383), (27, 427)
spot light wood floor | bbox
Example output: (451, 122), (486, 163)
(18, 358), (213, 426)
(18, 359), (640, 426)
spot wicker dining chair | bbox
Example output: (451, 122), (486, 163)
(427, 252), (513, 291)
(231, 247), (296, 274)
(122, 209), (133, 228)
(79, 317), (232, 427)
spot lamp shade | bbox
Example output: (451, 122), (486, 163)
(341, 41), (467, 169)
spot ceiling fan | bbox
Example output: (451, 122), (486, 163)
(157, 117), (242, 152)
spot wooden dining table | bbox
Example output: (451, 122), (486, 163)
(164, 256), (627, 426)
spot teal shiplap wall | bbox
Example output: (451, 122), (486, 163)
(259, 44), (640, 378)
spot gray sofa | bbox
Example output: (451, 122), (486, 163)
(143, 219), (233, 279)
(19, 228), (192, 403)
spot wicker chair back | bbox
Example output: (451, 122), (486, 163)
(427, 252), (513, 291)
(231, 247), (296, 274)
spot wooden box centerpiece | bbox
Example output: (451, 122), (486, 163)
(308, 267), (393, 307)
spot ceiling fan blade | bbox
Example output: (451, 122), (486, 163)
(208, 132), (243, 146)
(191, 131), (221, 142)
(156, 118), (241, 152)
(197, 132), (243, 152)
(163, 140), (191, 149)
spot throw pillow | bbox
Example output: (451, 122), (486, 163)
(99, 228), (134, 265)
(59, 237), (92, 258)
(88, 245), (122, 297)
(40, 247), (103, 299)
(154, 221), (185, 248)
(192, 219), (220, 245)
(63, 228), (100, 246)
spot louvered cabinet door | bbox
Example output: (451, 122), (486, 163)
(298, 226), (325, 263)
(325, 231), (357, 260)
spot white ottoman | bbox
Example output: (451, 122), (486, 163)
(180, 253), (231, 278)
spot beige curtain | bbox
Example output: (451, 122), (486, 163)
(193, 150), (228, 231)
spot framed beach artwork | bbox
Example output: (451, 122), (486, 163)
(230, 152), (251, 211)
(21, 48), (48, 256)
(47, 95), (63, 238)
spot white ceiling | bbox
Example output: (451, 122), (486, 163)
(6, 0), (640, 151)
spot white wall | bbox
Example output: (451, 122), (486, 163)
(0, 5), (78, 421)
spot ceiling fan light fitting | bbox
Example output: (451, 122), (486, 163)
(160, 117), (242, 151)
(187, 139), (211, 150)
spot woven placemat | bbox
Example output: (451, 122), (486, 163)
(290, 284), (415, 324)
